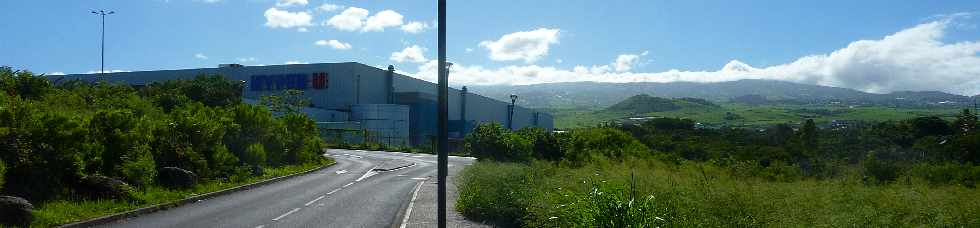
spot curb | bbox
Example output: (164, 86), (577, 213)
(371, 162), (416, 172)
(58, 162), (336, 228)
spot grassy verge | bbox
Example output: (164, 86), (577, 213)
(457, 160), (980, 227)
(30, 160), (334, 227)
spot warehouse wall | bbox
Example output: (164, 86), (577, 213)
(62, 62), (554, 147)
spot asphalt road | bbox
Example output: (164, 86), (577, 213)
(98, 149), (474, 228)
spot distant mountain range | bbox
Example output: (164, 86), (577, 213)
(468, 79), (978, 110)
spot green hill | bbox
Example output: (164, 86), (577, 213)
(605, 94), (718, 114)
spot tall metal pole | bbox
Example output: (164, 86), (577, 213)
(92, 10), (114, 80)
(436, 0), (448, 227)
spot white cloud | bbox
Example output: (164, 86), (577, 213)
(285, 61), (309, 65)
(611, 51), (648, 72)
(400, 21), (428, 34)
(275, 0), (307, 7)
(555, 59), (563, 64)
(326, 8), (408, 32)
(390, 45), (428, 63)
(194, 53), (208, 60)
(315, 39), (352, 50)
(48, 72), (66, 75)
(237, 57), (257, 62)
(264, 8), (312, 28)
(297, 27), (309, 32)
(465, 48), (473, 53)
(326, 7), (369, 31)
(363, 10), (404, 32)
(479, 28), (560, 63)
(410, 19), (980, 95)
(194, 0), (221, 3)
(317, 3), (343, 12)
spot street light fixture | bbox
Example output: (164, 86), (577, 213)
(91, 10), (115, 80)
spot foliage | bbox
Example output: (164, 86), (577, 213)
(464, 123), (532, 162)
(0, 68), (326, 203)
(260, 89), (311, 114)
(456, 162), (532, 227)
(458, 160), (980, 227)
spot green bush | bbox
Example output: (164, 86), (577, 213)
(456, 162), (533, 227)
(0, 68), (329, 205)
(565, 128), (651, 165)
(243, 143), (267, 167)
(516, 128), (564, 161)
(909, 162), (980, 187)
(119, 145), (157, 187)
(862, 151), (903, 183)
(465, 123), (533, 162)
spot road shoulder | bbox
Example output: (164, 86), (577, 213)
(401, 158), (491, 228)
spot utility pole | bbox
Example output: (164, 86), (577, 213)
(508, 94), (518, 130)
(92, 10), (115, 80)
(436, 0), (448, 227)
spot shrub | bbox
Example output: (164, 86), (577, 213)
(465, 123), (533, 162)
(456, 162), (533, 227)
(565, 128), (650, 165)
(243, 143), (267, 166)
(909, 162), (980, 187)
(516, 128), (564, 161)
(281, 113), (321, 164)
(862, 151), (903, 183)
(119, 145), (157, 187)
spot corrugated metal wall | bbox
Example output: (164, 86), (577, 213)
(63, 62), (554, 147)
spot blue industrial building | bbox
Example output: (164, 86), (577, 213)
(62, 62), (554, 147)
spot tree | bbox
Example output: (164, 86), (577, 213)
(953, 109), (978, 134)
(799, 119), (819, 156)
(911, 116), (953, 138)
(260, 89), (311, 114)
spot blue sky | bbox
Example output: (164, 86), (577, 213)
(1, 0), (979, 94)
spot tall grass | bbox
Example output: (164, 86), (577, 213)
(457, 160), (980, 227)
(29, 161), (331, 227)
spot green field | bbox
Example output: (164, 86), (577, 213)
(549, 103), (964, 129)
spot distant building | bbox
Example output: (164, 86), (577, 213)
(61, 62), (553, 147)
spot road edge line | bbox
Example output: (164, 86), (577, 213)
(58, 161), (337, 228)
(399, 179), (426, 228)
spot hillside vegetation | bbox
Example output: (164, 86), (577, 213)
(0, 67), (330, 226)
(549, 94), (962, 129)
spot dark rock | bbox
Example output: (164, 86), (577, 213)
(0, 195), (33, 227)
(159, 167), (198, 189)
(75, 175), (134, 200)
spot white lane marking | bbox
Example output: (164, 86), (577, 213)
(343, 182), (354, 188)
(410, 177), (427, 180)
(335, 169), (348, 174)
(255, 225), (265, 228)
(304, 195), (325, 207)
(326, 188), (341, 195)
(272, 208), (301, 221)
(399, 180), (427, 228)
(356, 169), (379, 182)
